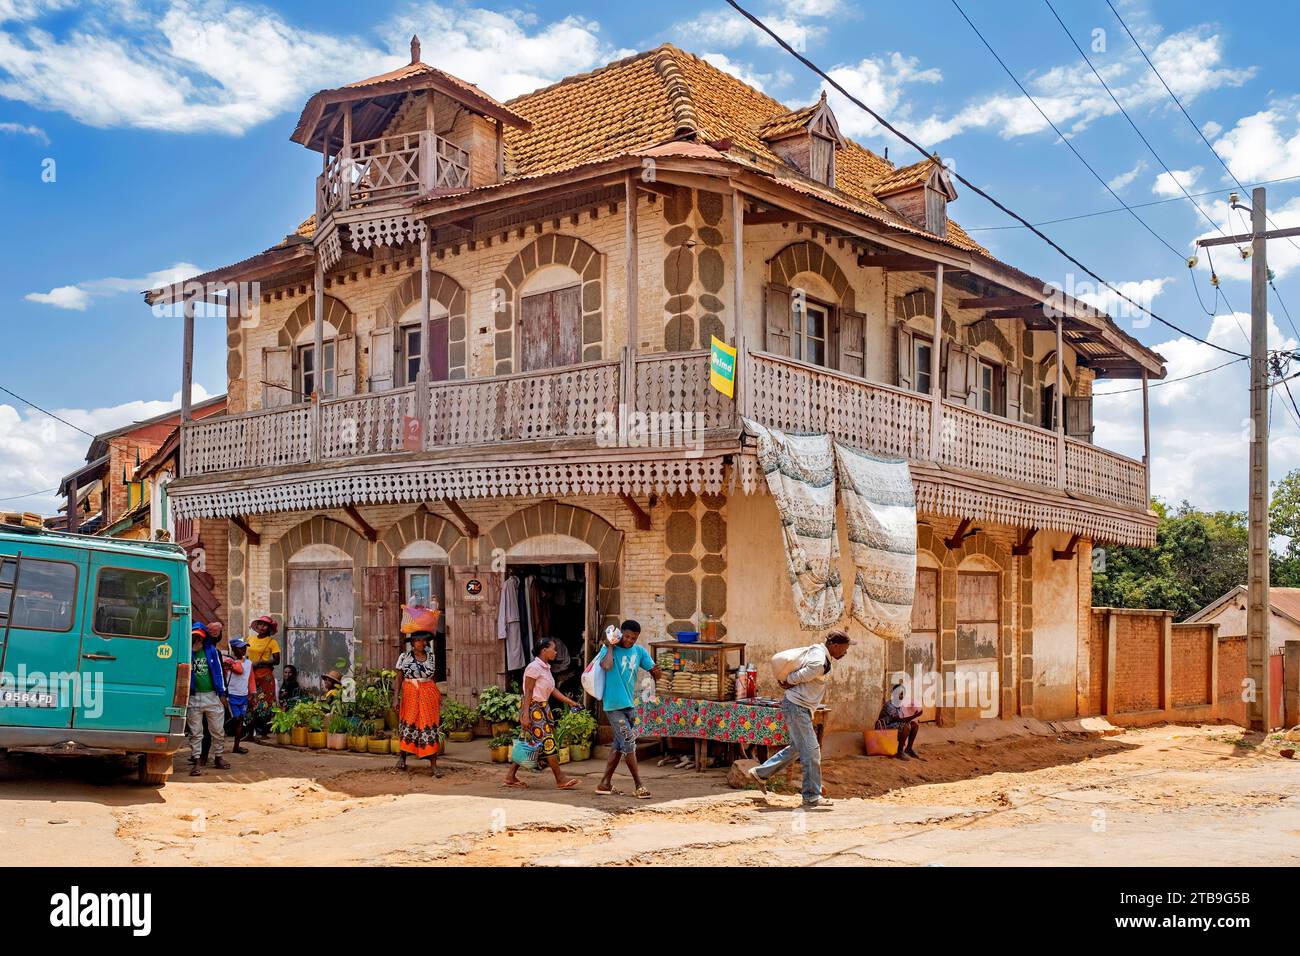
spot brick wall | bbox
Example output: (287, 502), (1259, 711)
(1086, 607), (1106, 716)
(1171, 622), (1213, 708)
(1113, 612), (1163, 712)
(1217, 635), (1248, 725)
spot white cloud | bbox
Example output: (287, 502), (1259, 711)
(1075, 277), (1172, 321)
(0, 384), (213, 518)
(0, 118), (45, 142)
(1211, 106), (1300, 183)
(25, 261), (201, 311)
(700, 53), (778, 93)
(1107, 159), (1146, 192)
(823, 53), (942, 139)
(1093, 312), (1297, 510)
(0, 1), (621, 133)
(899, 25), (1252, 146)
(1152, 165), (1202, 198)
(672, 8), (825, 52)
(1201, 120), (1222, 140)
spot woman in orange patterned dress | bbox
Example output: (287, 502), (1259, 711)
(394, 606), (443, 777)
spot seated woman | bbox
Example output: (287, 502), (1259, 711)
(875, 681), (922, 761)
(278, 665), (305, 706)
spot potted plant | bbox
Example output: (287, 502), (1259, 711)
(368, 729), (391, 755)
(556, 709), (596, 762)
(351, 718), (373, 753)
(443, 701), (476, 742)
(270, 707), (295, 746)
(477, 686), (522, 738)
(288, 702), (314, 747)
(367, 669), (399, 731)
(358, 686), (388, 730)
(487, 732), (513, 763)
(326, 714), (349, 750)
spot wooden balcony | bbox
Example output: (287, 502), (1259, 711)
(182, 350), (1148, 512)
(317, 131), (470, 219)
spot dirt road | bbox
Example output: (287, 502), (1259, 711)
(2, 724), (1296, 866)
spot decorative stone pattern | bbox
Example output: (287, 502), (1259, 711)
(770, 240), (856, 311)
(661, 491), (727, 637)
(661, 186), (728, 351)
(375, 509), (470, 566)
(279, 294), (355, 347)
(915, 521), (1017, 725)
(376, 270), (469, 380)
(966, 317), (1015, 363)
(267, 515), (368, 642)
(494, 233), (604, 373)
(479, 501), (624, 636)
(894, 288), (956, 338)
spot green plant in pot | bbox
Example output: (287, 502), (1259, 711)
(477, 686), (522, 737)
(487, 731), (514, 763)
(351, 718), (373, 752)
(443, 700), (476, 742)
(270, 707), (296, 744)
(326, 714), (350, 750)
(556, 709), (596, 762)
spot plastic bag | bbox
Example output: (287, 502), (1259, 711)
(511, 737), (540, 769)
(581, 658), (606, 701)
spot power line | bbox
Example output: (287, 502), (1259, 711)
(0, 487), (56, 503)
(964, 174), (1300, 232)
(0, 384), (95, 438)
(1094, 356), (1246, 395)
(722, 0), (1247, 359)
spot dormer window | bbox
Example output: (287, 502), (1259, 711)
(873, 156), (958, 237)
(759, 91), (846, 187)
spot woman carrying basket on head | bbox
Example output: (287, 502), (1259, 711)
(394, 603), (443, 778)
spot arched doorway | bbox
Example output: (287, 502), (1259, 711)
(287, 543), (356, 694)
(956, 554), (1002, 722)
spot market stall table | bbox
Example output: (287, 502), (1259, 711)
(635, 696), (829, 772)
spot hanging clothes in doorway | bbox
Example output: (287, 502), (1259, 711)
(498, 572), (527, 671)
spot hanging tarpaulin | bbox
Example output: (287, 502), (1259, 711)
(835, 442), (916, 641)
(709, 335), (737, 398)
(742, 417), (844, 630)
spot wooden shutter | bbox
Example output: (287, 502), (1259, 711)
(965, 352), (982, 408)
(520, 291), (551, 371)
(764, 284), (793, 357)
(839, 308), (866, 378)
(554, 286), (582, 367)
(263, 346), (291, 407)
(1065, 397), (1094, 442)
(944, 342), (968, 401)
(336, 333), (356, 397)
(363, 566), (401, 670)
(368, 328), (394, 392)
(897, 324), (914, 390)
(429, 315), (450, 382)
(1006, 367), (1023, 422)
(446, 567), (503, 706)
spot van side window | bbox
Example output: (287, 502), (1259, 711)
(0, 558), (78, 632)
(93, 568), (170, 640)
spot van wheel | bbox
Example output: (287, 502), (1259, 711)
(137, 753), (173, 787)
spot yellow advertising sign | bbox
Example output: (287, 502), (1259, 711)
(709, 336), (737, 399)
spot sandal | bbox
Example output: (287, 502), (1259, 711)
(634, 786), (652, 799)
(503, 779), (529, 789)
(556, 778), (580, 790)
(595, 784), (620, 795)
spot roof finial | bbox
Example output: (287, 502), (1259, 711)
(410, 35), (421, 64)
(818, 89), (827, 103)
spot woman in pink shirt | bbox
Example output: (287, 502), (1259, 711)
(504, 638), (581, 790)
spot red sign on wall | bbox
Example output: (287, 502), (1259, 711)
(402, 416), (422, 451)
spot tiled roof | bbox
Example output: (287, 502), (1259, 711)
(873, 156), (942, 197)
(756, 102), (820, 140)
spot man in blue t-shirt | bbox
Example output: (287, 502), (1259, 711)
(594, 620), (661, 798)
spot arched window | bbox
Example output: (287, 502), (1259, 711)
(395, 300), (450, 385)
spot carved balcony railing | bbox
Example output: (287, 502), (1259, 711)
(181, 349), (1147, 512)
(317, 131), (471, 219)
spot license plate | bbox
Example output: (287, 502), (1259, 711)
(0, 690), (55, 707)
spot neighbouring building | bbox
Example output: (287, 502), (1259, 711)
(1186, 585), (1300, 654)
(51, 396), (230, 629)
(148, 42), (1165, 725)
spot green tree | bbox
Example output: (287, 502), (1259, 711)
(1269, 469), (1300, 587)
(1092, 498), (1247, 620)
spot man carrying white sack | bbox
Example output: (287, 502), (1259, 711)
(749, 631), (853, 809)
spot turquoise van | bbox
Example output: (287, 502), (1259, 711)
(0, 522), (192, 785)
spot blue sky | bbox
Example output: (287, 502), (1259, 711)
(3, 0), (1300, 516)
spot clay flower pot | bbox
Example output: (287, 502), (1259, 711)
(327, 732), (347, 751)
(290, 726), (309, 747)
(307, 731), (328, 750)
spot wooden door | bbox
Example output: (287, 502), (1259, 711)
(905, 568), (938, 722)
(363, 566), (400, 670)
(955, 570), (1000, 721)
(520, 286), (581, 371)
(429, 315), (450, 382)
(445, 567), (502, 707)
(287, 566), (355, 693)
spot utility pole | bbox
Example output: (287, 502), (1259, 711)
(1198, 188), (1300, 731)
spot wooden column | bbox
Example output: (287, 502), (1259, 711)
(1055, 315), (1066, 489)
(417, 229), (431, 447)
(181, 295), (195, 422)
(495, 119), (505, 181)
(623, 174), (639, 423)
(67, 477), (78, 533)
(313, 257), (325, 395)
(1141, 368), (1151, 505)
(928, 263), (945, 460)
(731, 189), (747, 421)
(341, 102), (352, 210)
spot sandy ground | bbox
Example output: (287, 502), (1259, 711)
(1, 723), (1297, 866)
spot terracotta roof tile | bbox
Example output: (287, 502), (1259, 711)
(872, 156), (942, 197)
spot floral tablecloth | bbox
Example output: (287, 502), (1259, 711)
(635, 696), (792, 747)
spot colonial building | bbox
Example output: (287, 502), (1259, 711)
(149, 42), (1164, 727)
